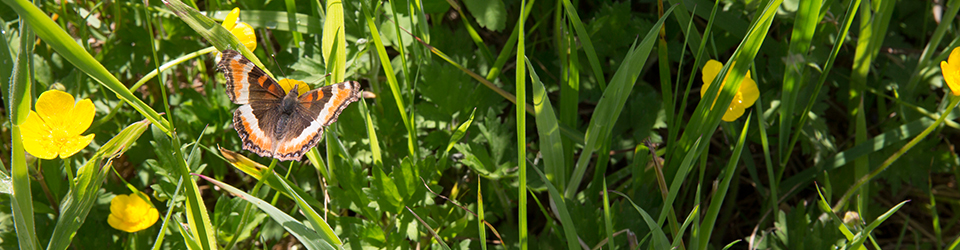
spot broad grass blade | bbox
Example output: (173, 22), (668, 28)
(197, 174), (336, 250)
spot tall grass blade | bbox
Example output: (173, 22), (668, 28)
(697, 115), (751, 250)
(527, 58), (565, 188)
(564, 5), (676, 198)
(362, 2), (417, 157)
(323, 0), (346, 82)
(516, 0), (529, 248)
(530, 167), (579, 250)
(9, 19), (39, 250)
(560, 0), (606, 89)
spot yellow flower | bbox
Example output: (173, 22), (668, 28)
(222, 7), (256, 52)
(108, 193), (159, 233)
(277, 79), (310, 95)
(700, 59), (759, 122)
(20, 90), (95, 159)
(940, 47), (960, 96)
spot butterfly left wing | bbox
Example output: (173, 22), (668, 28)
(269, 81), (363, 160)
(216, 49), (287, 104)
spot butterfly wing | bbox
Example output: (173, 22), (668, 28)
(216, 49), (286, 104)
(269, 81), (362, 160)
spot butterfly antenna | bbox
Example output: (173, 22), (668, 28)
(270, 53), (288, 79)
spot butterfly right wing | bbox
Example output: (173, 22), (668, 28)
(216, 49), (286, 104)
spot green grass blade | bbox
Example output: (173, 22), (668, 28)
(323, 0), (346, 82)
(283, 0), (304, 46)
(560, 0), (606, 89)
(47, 120), (151, 250)
(611, 191), (670, 249)
(783, 0), (862, 167)
(9, 20), (39, 250)
(697, 115), (751, 250)
(530, 167), (579, 250)
(779, 0), (821, 161)
(276, 171), (343, 248)
(4, 0), (172, 134)
(405, 207), (452, 249)
(601, 179), (613, 250)
(564, 4), (676, 198)
(362, 2), (417, 157)
(516, 0), (529, 248)
(360, 100), (383, 166)
(848, 200), (909, 248)
(527, 58), (565, 189)
(196, 174), (336, 250)
(478, 179), (487, 250)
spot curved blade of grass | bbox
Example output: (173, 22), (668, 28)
(163, 0), (271, 79)
(196, 174), (335, 250)
(530, 166), (579, 250)
(4, 0), (172, 134)
(848, 200), (909, 248)
(564, 4), (676, 198)
(610, 191), (670, 249)
(47, 120), (151, 250)
(9, 20), (39, 250)
(527, 58), (565, 189)
(560, 0), (606, 89)
(362, 2), (417, 156)
(275, 170), (343, 248)
(438, 108), (477, 168)
(671, 204), (700, 249)
(218, 147), (325, 209)
(697, 115), (750, 250)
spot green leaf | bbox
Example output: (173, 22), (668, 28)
(527, 58), (566, 189)
(197, 174), (336, 250)
(462, 0), (506, 31)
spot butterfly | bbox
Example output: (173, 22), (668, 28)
(216, 49), (361, 161)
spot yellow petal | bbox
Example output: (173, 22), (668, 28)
(20, 111), (58, 159)
(943, 61), (960, 96)
(949, 47), (960, 68)
(108, 214), (134, 232)
(723, 104), (746, 122)
(278, 79), (310, 95)
(222, 7), (240, 30)
(65, 98), (95, 136)
(58, 133), (94, 159)
(36, 90), (76, 131)
(700, 59), (723, 98)
(232, 22), (257, 52)
(739, 77), (760, 107)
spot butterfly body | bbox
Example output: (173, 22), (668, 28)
(216, 50), (361, 161)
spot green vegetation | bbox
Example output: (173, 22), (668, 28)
(1, 0), (958, 249)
